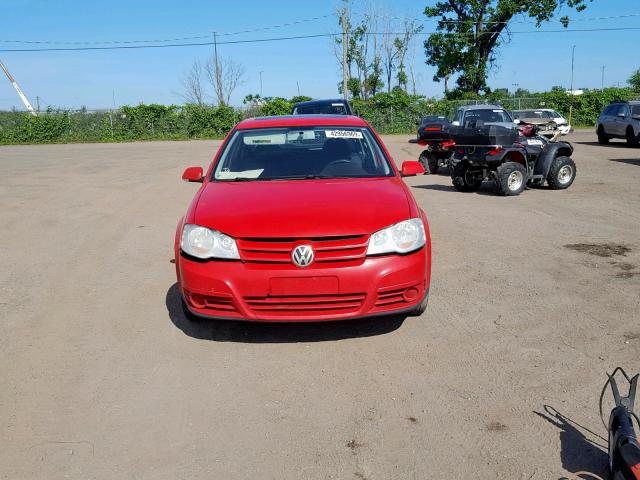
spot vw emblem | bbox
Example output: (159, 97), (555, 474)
(292, 245), (314, 267)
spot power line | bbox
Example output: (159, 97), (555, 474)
(2, 11), (638, 46)
(2, 26), (640, 53)
(363, 11), (640, 25)
(0, 14), (333, 46)
(0, 34), (334, 52)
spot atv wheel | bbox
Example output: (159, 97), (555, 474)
(419, 151), (439, 174)
(626, 127), (639, 147)
(496, 162), (527, 196)
(597, 126), (610, 144)
(547, 156), (576, 189)
(451, 163), (483, 192)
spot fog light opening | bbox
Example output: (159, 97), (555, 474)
(403, 287), (420, 302)
(189, 293), (206, 308)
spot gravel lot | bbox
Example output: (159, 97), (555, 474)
(1, 130), (639, 479)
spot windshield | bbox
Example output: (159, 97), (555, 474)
(212, 126), (394, 181)
(464, 109), (513, 123)
(293, 103), (348, 115)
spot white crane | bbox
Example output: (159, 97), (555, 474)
(0, 59), (37, 116)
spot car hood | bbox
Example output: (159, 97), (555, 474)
(193, 177), (411, 238)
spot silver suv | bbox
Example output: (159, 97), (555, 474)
(596, 101), (640, 147)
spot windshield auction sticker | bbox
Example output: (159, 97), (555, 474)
(325, 130), (363, 139)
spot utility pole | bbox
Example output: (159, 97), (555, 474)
(570, 45), (576, 93)
(296, 81), (301, 97)
(0, 59), (37, 115)
(213, 31), (223, 105)
(569, 45), (576, 128)
(259, 70), (264, 97)
(339, 2), (350, 100)
(601, 65), (606, 90)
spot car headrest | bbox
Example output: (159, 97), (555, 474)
(323, 138), (351, 159)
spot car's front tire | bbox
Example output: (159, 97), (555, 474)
(597, 125), (610, 144)
(626, 127), (639, 147)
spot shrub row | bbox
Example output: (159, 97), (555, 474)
(1, 88), (638, 144)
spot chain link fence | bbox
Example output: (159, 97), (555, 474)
(357, 98), (559, 134)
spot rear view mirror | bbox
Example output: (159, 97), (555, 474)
(401, 161), (425, 177)
(182, 166), (203, 183)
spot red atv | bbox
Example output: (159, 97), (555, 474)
(416, 119), (456, 174)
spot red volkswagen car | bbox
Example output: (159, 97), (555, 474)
(175, 115), (431, 322)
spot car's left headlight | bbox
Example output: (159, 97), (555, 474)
(366, 218), (426, 255)
(181, 224), (240, 260)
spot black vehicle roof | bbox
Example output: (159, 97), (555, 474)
(292, 99), (350, 107)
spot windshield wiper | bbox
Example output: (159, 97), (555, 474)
(276, 174), (351, 180)
(218, 177), (267, 182)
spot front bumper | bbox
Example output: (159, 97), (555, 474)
(177, 248), (430, 322)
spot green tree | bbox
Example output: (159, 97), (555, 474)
(347, 77), (362, 98)
(424, 0), (592, 94)
(364, 58), (384, 97)
(290, 95), (312, 104)
(629, 69), (640, 91)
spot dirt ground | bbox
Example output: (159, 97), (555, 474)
(1, 130), (639, 479)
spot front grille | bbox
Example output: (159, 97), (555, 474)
(236, 235), (368, 265)
(244, 293), (366, 315)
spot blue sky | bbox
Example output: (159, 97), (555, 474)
(0, 0), (638, 110)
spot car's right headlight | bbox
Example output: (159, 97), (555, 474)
(366, 218), (426, 256)
(180, 224), (240, 260)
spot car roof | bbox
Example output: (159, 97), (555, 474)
(459, 104), (505, 111)
(292, 99), (349, 107)
(237, 115), (367, 130)
(513, 108), (554, 112)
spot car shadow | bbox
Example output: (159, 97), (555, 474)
(412, 183), (497, 196)
(610, 158), (640, 167)
(165, 283), (407, 343)
(534, 405), (608, 478)
(574, 141), (631, 148)
(422, 167), (451, 176)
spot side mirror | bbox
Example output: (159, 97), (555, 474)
(514, 119), (521, 124)
(401, 161), (425, 177)
(618, 113), (627, 118)
(182, 166), (203, 183)
(451, 120), (460, 126)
